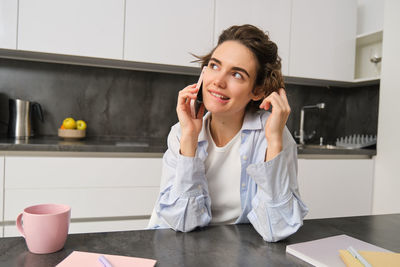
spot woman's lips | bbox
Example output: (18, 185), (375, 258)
(208, 90), (230, 103)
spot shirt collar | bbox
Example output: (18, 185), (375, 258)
(242, 111), (263, 131)
(198, 111), (263, 142)
(198, 112), (211, 142)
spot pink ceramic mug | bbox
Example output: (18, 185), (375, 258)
(16, 203), (71, 254)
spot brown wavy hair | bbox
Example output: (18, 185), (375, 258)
(194, 24), (285, 112)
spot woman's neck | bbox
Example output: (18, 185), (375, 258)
(209, 110), (245, 147)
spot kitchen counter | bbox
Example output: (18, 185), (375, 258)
(0, 214), (399, 267)
(0, 136), (167, 153)
(0, 136), (376, 158)
(297, 144), (376, 158)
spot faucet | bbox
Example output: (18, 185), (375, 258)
(295, 103), (326, 145)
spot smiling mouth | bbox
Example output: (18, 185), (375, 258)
(210, 91), (230, 100)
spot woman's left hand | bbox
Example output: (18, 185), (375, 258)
(259, 88), (291, 160)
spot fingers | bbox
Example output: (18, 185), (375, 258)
(259, 88), (291, 115)
(278, 88), (290, 107)
(277, 88), (290, 114)
(177, 84), (198, 106)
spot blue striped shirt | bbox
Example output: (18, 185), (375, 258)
(148, 111), (308, 242)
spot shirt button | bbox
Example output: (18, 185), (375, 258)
(243, 155), (248, 161)
(242, 183), (246, 187)
(198, 185), (202, 190)
(201, 208), (205, 213)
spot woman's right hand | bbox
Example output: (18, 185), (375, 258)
(176, 84), (205, 157)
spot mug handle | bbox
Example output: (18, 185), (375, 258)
(16, 213), (25, 238)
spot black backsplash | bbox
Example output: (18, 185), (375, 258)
(0, 58), (379, 144)
(286, 84), (379, 145)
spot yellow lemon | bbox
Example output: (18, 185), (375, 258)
(76, 120), (87, 130)
(62, 118), (77, 129)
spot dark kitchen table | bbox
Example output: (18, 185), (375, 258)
(1, 214), (399, 267)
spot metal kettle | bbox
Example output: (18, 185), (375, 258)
(8, 99), (44, 139)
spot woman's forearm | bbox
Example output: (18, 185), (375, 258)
(265, 138), (283, 162)
(180, 134), (198, 157)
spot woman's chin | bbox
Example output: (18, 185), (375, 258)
(204, 104), (226, 114)
(204, 104), (247, 117)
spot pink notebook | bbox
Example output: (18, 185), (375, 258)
(56, 251), (157, 267)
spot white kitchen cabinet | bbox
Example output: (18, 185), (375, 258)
(214, 0), (292, 76)
(17, 0), (124, 59)
(298, 158), (374, 219)
(354, 31), (382, 80)
(357, 0), (384, 36)
(0, 156), (4, 237)
(289, 0), (357, 81)
(124, 0), (214, 67)
(3, 156), (162, 237)
(0, 0), (18, 49)
(4, 218), (150, 237)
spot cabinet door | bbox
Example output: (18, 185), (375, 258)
(4, 218), (150, 237)
(4, 156), (162, 235)
(0, 156), (4, 237)
(18, 0), (124, 59)
(357, 0), (384, 35)
(289, 0), (357, 81)
(124, 0), (214, 67)
(0, 0), (18, 49)
(214, 0), (291, 75)
(298, 159), (374, 219)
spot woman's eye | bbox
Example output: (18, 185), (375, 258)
(233, 72), (243, 79)
(209, 63), (218, 70)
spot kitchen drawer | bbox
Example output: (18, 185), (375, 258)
(0, 156), (4, 221)
(0, 155), (3, 237)
(298, 158), (374, 219)
(5, 156), (162, 188)
(4, 155), (162, 229)
(4, 187), (159, 221)
(4, 218), (149, 237)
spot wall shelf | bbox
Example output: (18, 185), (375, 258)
(355, 30), (383, 80)
(356, 30), (383, 46)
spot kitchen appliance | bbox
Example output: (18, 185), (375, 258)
(8, 98), (44, 139)
(0, 93), (9, 137)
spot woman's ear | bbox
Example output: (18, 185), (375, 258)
(251, 86), (264, 101)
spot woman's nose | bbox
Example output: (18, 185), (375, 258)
(212, 72), (227, 89)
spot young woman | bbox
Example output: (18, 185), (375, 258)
(148, 24), (308, 242)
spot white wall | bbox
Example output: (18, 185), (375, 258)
(357, 0), (384, 35)
(372, 0), (400, 214)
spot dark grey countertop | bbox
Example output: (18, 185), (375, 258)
(0, 136), (167, 153)
(0, 214), (399, 267)
(297, 144), (376, 157)
(0, 136), (376, 157)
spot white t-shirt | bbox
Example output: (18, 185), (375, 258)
(205, 120), (242, 224)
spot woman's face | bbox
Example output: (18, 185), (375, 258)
(202, 40), (262, 117)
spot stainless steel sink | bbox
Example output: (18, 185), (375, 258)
(297, 144), (342, 150)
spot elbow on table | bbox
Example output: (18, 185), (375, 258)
(159, 210), (211, 233)
(263, 220), (304, 242)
